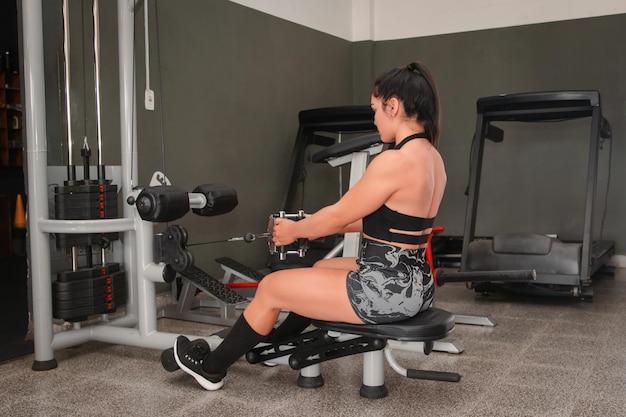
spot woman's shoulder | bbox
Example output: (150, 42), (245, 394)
(374, 143), (442, 168)
(368, 149), (409, 173)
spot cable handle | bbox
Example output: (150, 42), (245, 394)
(268, 210), (307, 260)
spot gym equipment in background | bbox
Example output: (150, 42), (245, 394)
(461, 91), (614, 299)
(51, 0), (125, 322)
(311, 132), (384, 258)
(280, 106), (377, 212)
(271, 105), (377, 269)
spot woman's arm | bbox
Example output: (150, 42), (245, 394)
(340, 219), (362, 234)
(272, 151), (404, 245)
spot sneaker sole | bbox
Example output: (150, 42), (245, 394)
(173, 340), (225, 391)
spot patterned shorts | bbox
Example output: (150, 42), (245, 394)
(346, 238), (434, 324)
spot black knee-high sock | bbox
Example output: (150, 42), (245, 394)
(265, 312), (311, 342)
(201, 314), (264, 375)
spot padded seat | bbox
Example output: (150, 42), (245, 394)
(312, 307), (455, 342)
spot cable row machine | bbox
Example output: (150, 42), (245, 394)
(23, 0), (462, 398)
(460, 91), (614, 298)
(156, 105), (380, 326)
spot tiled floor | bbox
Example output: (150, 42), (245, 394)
(1, 268), (625, 417)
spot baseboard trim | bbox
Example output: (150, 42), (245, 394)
(607, 254), (626, 268)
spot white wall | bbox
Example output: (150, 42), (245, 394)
(373, 0), (626, 40)
(230, 0), (626, 41)
(229, 0), (359, 40)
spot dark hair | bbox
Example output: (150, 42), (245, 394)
(372, 62), (441, 148)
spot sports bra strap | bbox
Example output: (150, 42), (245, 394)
(362, 205), (434, 245)
(389, 132), (429, 150)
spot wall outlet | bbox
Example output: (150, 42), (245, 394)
(145, 89), (155, 111)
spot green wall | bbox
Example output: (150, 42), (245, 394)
(364, 14), (625, 254)
(134, 1), (355, 276)
(44, 2), (626, 276)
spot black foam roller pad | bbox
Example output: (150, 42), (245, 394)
(192, 183), (238, 217)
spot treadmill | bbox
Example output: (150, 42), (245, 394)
(280, 106), (376, 212)
(461, 91), (614, 299)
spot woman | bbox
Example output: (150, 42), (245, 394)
(173, 61), (446, 391)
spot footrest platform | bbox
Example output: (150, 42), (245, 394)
(180, 265), (247, 305)
(215, 256), (266, 282)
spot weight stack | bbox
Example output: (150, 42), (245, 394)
(54, 181), (119, 249)
(52, 262), (127, 322)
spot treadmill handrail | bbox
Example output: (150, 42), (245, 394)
(476, 90), (600, 122)
(298, 105), (375, 133)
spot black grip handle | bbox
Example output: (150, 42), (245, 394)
(407, 369), (461, 382)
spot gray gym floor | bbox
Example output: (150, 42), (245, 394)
(1, 268), (625, 417)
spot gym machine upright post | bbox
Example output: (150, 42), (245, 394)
(24, 0), (312, 366)
(24, 0), (238, 370)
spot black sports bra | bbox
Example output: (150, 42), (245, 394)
(363, 205), (434, 245)
(362, 132), (434, 245)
